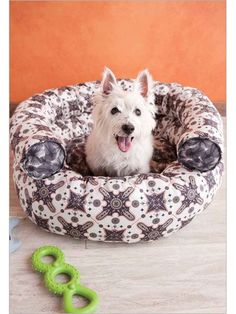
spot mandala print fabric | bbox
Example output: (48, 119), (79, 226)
(10, 80), (224, 243)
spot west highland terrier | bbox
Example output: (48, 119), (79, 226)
(85, 67), (156, 177)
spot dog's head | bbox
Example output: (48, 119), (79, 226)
(92, 67), (156, 153)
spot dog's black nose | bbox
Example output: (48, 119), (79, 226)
(122, 124), (135, 135)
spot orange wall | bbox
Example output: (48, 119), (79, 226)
(10, 1), (225, 105)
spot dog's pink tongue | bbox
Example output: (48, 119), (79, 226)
(117, 137), (132, 152)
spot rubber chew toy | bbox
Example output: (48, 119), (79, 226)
(32, 246), (99, 314)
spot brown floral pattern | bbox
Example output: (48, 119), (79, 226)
(96, 187), (135, 221)
(173, 176), (204, 215)
(10, 80), (224, 243)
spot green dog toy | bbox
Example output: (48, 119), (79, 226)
(32, 245), (99, 314)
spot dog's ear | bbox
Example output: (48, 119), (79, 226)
(136, 69), (153, 98)
(101, 67), (117, 95)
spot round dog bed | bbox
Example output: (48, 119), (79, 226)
(10, 80), (224, 243)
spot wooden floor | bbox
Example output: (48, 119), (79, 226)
(10, 119), (226, 314)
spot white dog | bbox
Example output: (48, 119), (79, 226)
(85, 67), (156, 177)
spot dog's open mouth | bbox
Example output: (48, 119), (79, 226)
(115, 136), (134, 152)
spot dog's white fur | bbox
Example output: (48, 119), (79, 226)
(85, 67), (156, 176)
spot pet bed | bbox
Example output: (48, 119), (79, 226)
(10, 80), (224, 243)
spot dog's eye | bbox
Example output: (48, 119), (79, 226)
(111, 107), (120, 115)
(135, 108), (141, 116)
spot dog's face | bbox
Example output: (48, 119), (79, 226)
(92, 68), (156, 153)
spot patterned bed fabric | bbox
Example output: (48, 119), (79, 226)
(10, 80), (224, 243)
